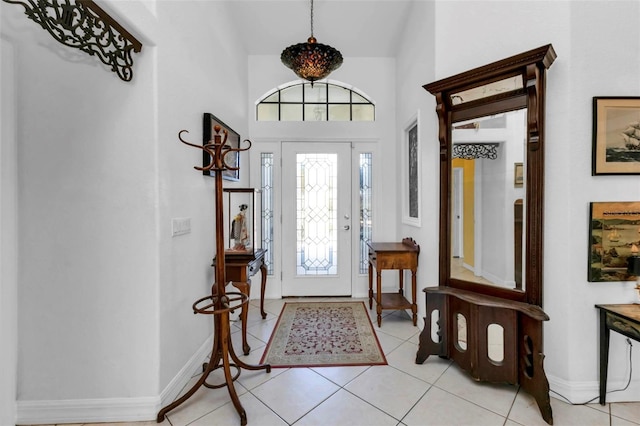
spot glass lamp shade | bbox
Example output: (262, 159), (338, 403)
(281, 36), (343, 82)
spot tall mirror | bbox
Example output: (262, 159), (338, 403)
(416, 45), (557, 426)
(426, 45), (557, 306)
(451, 109), (527, 291)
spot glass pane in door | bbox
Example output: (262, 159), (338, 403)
(295, 153), (338, 275)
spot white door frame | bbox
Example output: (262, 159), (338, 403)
(249, 139), (379, 299)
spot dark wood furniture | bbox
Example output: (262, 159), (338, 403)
(213, 248), (268, 355)
(158, 126), (269, 426)
(367, 237), (419, 327)
(416, 45), (556, 425)
(596, 304), (640, 405)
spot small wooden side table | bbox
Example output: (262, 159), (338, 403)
(595, 304), (640, 405)
(367, 238), (420, 327)
(213, 248), (268, 355)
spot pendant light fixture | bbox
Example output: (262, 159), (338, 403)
(281, 0), (343, 84)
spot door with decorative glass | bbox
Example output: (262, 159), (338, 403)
(281, 142), (352, 296)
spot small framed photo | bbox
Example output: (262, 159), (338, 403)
(514, 162), (524, 188)
(588, 201), (640, 282)
(402, 111), (421, 227)
(203, 113), (240, 181)
(592, 97), (640, 175)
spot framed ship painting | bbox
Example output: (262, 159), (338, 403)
(588, 201), (640, 282)
(202, 113), (240, 181)
(592, 97), (640, 175)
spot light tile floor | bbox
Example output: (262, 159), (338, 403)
(36, 298), (640, 426)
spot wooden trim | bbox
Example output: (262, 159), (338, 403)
(424, 286), (548, 321)
(424, 44), (556, 95)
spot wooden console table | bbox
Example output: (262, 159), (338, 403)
(595, 304), (640, 405)
(213, 248), (268, 355)
(367, 238), (419, 327)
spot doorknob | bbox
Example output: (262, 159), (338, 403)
(343, 225), (350, 230)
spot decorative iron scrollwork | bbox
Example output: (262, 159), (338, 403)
(453, 143), (499, 160)
(3, 0), (142, 81)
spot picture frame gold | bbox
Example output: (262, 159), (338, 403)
(592, 97), (640, 175)
(514, 162), (524, 188)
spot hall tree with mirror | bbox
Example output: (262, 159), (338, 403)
(416, 45), (556, 425)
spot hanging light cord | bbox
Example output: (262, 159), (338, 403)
(310, 0), (314, 37)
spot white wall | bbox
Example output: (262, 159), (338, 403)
(395, 0), (640, 403)
(395, 0), (438, 322)
(559, 0), (640, 402)
(1, 1), (160, 420)
(1, 0), (252, 422)
(0, 35), (18, 426)
(154, 0), (251, 394)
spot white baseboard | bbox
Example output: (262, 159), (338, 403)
(16, 397), (160, 425)
(16, 336), (212, 425)
(159, 334), (213, 407)
(548, 373), (640, 404)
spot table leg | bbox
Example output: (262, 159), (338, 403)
(376, 270), (382, 327)
(240, 280), (251, 355)
(259, 263), (267, 319)
(599, 309), (610, 405)
(398, 269), (404, 296)
(368, 261), (373, 309)
(231, 281), (251, 356)
(411, 269), (417, 326)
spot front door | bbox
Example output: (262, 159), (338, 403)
(281, 142), (352, 296)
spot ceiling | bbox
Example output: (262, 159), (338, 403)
(224, 0), (417, 57)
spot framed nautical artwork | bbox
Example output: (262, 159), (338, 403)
(593, 97), (640, 175)
(588, 201), (640, 282)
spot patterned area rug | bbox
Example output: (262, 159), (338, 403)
(260, 301), (387, 368)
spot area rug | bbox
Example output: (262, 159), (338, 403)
(260, 301), (387, 368)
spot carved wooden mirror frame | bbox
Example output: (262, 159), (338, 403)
(416, 45), (556, 425)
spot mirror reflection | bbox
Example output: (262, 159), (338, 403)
(451, 76), (523, 105)
(450, 109), (527, 290)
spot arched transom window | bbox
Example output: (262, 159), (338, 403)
(256, 81), (375, 122)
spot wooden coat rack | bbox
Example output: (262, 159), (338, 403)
(157, 126), (270, 425)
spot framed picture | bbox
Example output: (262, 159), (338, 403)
(514, 162), (524, 188)
(402, 111), (421, 227)
(203, 113), (240, 181)
(588, 201), (640, 282)
(592, 97), (640, 175)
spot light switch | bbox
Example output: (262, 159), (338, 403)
(172, 217), (191, 237)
